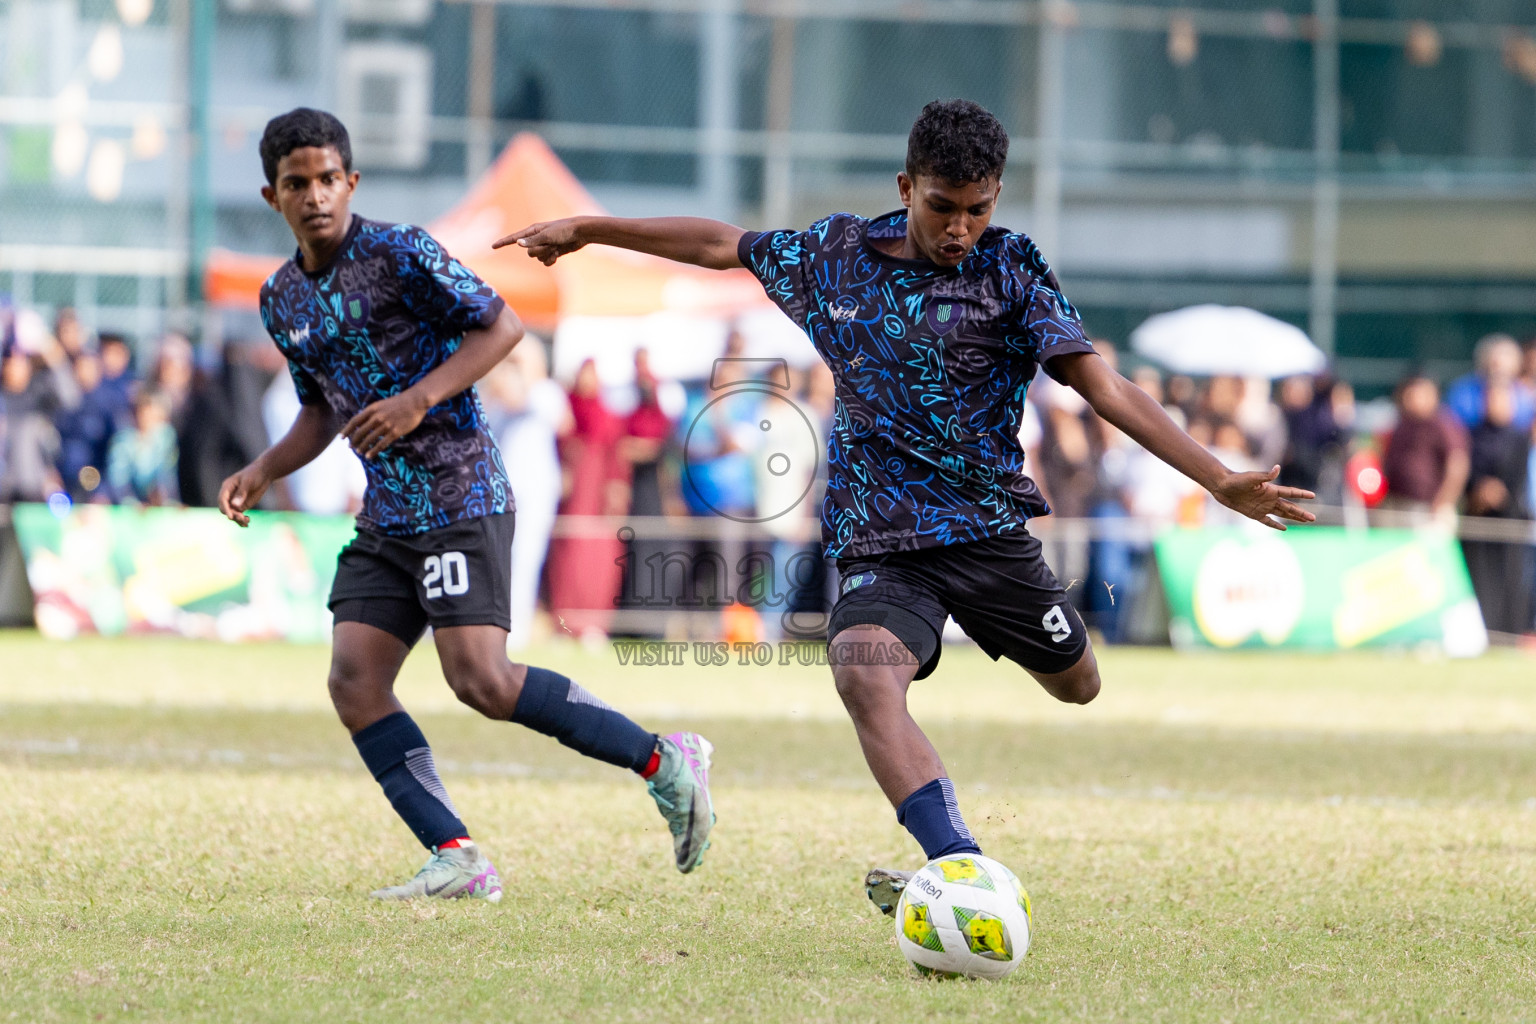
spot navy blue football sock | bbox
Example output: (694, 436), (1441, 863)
(352, 712), (468, 851)
(896, 778), (983, 860)
(511, 666), (658, 772)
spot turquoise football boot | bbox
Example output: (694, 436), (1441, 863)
(646, 732), (716, 873)
(370, 841), (502, 902)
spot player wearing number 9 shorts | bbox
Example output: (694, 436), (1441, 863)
(217, 109), (716, 905)
(828, 530), (1086, 684)
(496, 98), (1314, 905)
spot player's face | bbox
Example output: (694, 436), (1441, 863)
(261, 146), (359, 252)
(897, 173), (1001, 268)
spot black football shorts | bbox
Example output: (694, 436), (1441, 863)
(328, 512), (514, 646)
(827, 529), (1088, 680)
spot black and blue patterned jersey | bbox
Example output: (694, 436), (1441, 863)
(738, 210), (1095, 558)
(260, 216), (512, 536)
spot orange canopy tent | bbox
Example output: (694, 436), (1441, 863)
(203, 134), (770, 330)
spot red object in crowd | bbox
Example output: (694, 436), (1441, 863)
(1346, 449), (1388, 507)
(546, 360), (629, 638)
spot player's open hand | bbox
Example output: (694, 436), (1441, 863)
(218, 464), (272, 528)
(1211, 465), (1317, 531)
(342, 391), (429, 460)
(492, 218), (587, 266)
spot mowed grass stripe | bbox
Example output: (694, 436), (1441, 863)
(5, 704), (1536, 804)
(5, 632), (1536, 735)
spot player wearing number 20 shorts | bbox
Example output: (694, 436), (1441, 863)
(328, 513), (517, 644)
(218, 109), (715, 904)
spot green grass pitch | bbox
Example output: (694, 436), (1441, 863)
(3, 633), (1535, 1022)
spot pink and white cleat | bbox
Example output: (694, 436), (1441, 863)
(369, 841), (503, 902)
(646, 732), (716, 873)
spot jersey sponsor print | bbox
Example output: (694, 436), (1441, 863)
(738, 211), (1094, 558)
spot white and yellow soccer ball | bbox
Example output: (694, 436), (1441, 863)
(894, 853), (1032, 979)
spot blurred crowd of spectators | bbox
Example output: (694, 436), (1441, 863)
(4, 302), (1535, 641)
(1026, 335), (1536, 639)
(1, 306), (277, 510)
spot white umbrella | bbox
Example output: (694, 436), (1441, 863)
(1129, 304), (1327, 379)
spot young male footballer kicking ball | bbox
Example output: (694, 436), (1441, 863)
(496, 99), (1313, 910)
(219, 109), (714, 901)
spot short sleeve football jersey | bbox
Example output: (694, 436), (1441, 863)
(738, 210), (1094, 558)
(260, 216), (512, 536)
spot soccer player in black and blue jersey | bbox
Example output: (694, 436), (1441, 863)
(497, 99), (1314, 908)
(219, 109), (715, 901)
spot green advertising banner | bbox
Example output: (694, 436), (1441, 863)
(1155, 526), (1488, 655)
(11, 504), (357, 642)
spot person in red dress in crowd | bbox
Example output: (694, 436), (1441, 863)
(547, 359), (629, 642)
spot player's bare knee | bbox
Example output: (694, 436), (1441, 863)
(1030, 647), (1100, 706)
(441, 662), (491, 712)
(327, 661), (381, 727)
(833, 663), (903, 721)
(327, 657), (363, 704)
(1066, 667), (1101, 705)
(1057, 654), (1101, 705)
(443, 658), (517, 718)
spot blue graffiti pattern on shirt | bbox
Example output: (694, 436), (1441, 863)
(260, 217), (511, 536)
(739, 210), (1094, 558)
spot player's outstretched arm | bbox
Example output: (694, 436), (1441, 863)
(218, 402), (338, 527)
(493, 216), (746, 271)
(1053, 352), (1317, 531)
(340, 304), (524, 460)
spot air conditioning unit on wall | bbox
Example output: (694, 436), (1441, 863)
(345, 0), (434, 25)
(224, 0), (316, 14)
(339, 42), (433, 170)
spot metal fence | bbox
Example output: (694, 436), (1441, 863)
(4, 503), (1529, 639)
(4, 0), (1536, 372)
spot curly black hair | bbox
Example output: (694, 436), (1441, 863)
(259, 108), (352, 186)
(905, 99), (1009, 184)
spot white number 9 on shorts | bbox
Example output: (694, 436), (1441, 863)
(1042, 604), (1072, 643)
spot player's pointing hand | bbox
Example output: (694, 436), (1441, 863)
(492, 218), (588, 266)
(1211, 465), (1317, 531)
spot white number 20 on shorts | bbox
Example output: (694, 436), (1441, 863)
(422, 552), (470, 599)
(1042, 604), (1072, 643)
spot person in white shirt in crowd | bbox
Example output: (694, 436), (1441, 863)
(1121, 368), (1200, 526)
(756, 362), (835, 640)
(260, 369), (366, 516)
(1236, 376), (1288, 469)
(484, 337), (571, 650)
(1184, 419), (1262, 528)
(1024, 367), (1096, 596)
